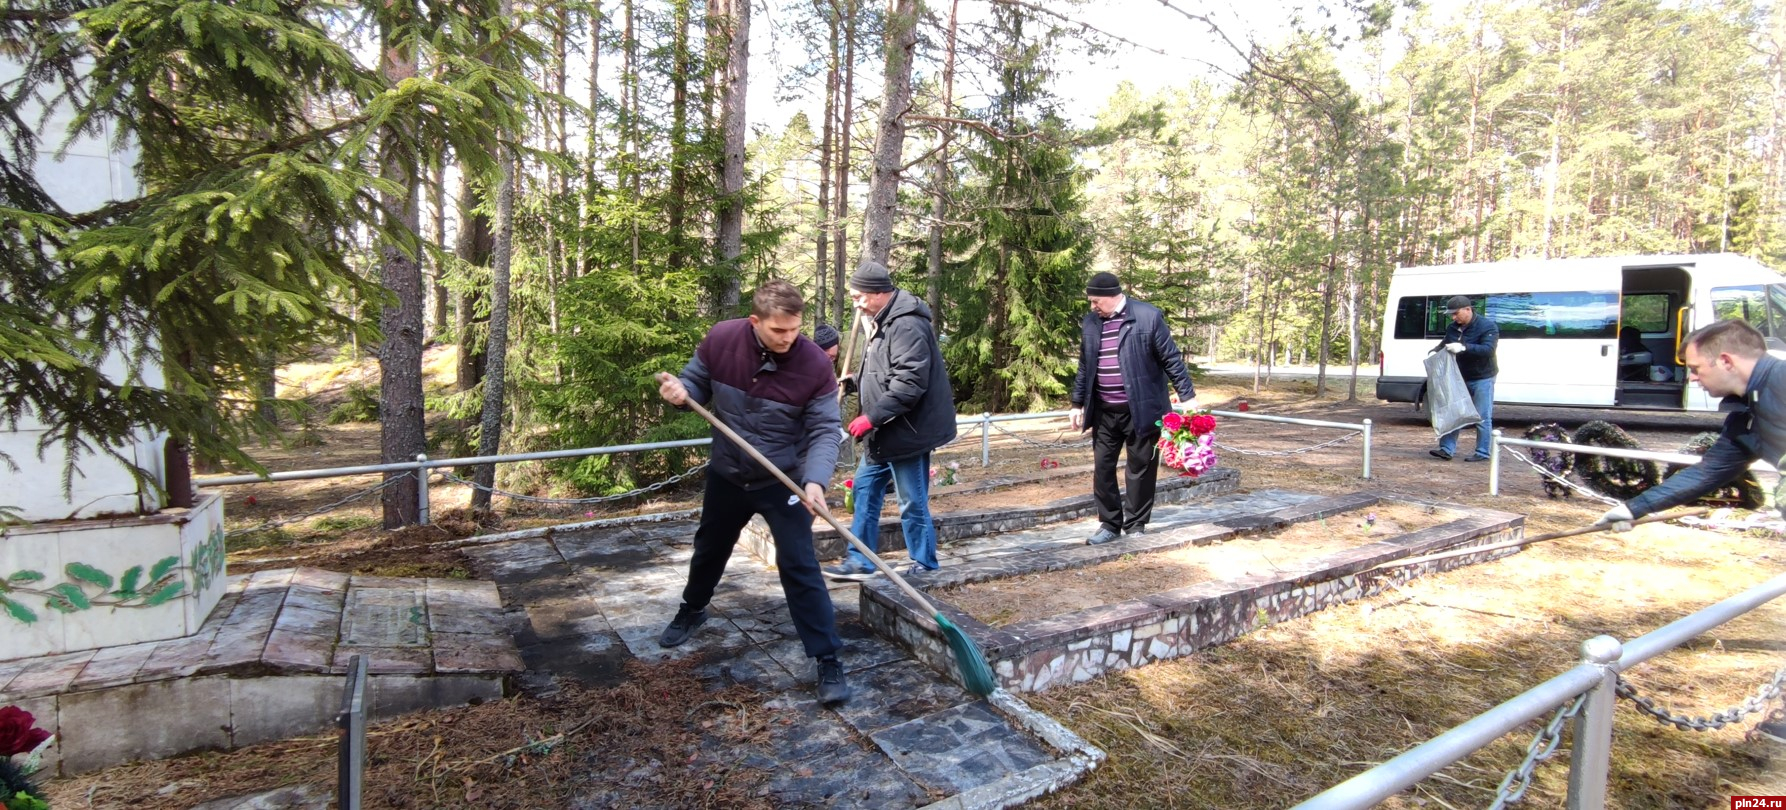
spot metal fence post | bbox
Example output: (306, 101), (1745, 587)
(335, 653), (368, 810)
(1489, 430), (1503, 497)
(415, 454), (430, 526)
(981, 412), (992, 467)
(1567, 635), (1623, 810)
(1360, 419), (1373, 480)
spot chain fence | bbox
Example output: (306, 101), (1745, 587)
(1615, 664), (1786, 734)
(988, 419), (1092, 449)
(226, 472), (414, 539)
(436, 461), (711, 506)
(1502, 447), (1623, 506)
(1488, 693), (1586, 809)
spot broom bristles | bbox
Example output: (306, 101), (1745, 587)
(936, 613), (997, 696)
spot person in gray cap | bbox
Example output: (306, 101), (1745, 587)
(1428, 294), (1499, 461)
(824, 261), (958, 581)
(813, 323), (841, 363)
(1070, 271), (1198, 545)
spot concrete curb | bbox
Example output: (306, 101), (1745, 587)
(916, 689), (1106, 809)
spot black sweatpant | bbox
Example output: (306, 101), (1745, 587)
(1091, 407), (1160, 534)
(679, 475), (843, 659)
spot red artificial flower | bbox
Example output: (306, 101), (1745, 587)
(0, 705), (51, 757)
(1189, 414), (1217, 436)
(1161, 412), (1184, 432)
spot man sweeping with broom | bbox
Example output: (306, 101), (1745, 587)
(654, 279), (851, 705)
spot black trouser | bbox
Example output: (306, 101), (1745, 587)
(680, 475), (843, 659)
(1091, 406), (1160, 534)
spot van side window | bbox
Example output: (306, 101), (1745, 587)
(1486, 291), (1619, 338)
(1392, 296), (1428, 340)
(1621, 293), (1672, 333)
(1711, 285), (1786, 339)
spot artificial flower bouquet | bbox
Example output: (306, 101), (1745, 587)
(1157, 410), (1218, 477)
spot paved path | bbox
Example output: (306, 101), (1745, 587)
(460, 488), (1321, 808)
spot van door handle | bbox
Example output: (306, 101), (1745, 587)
(1602, 345), (1609, 357)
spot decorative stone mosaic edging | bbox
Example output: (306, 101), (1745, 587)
(860, 493), (1524, 693)
(743, 466), (1241, 563)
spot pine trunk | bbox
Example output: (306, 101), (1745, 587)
(715, 0), (749, 313)
(472, 151), (516, 512)
(860, 0), (916, 268)
(378, 16), (426, 529)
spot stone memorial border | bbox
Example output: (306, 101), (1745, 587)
(860, 492), (1524, 693)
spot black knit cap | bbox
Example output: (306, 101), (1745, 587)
(849, 261), (896, 293)
(813, 323), (841, 349)
(1085, 272), (1122, 297)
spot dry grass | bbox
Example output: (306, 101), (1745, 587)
(43, 661), (785, 810)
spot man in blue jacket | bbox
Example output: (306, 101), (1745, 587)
(1429, 294), (1500, 462)
(655, 279), (850, 704)
(1600, 319), (1786, 526)
(824, 261), (958, 580)
(1070, 272), (1198, 545)
(1595, 318), (1786, 744)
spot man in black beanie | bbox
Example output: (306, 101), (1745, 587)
(1070, 271), (1198, 545)
(813, 323), (842, 363)
(824, 261), (958, 580)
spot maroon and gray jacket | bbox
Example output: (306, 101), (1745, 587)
(678, 318), (842, 491)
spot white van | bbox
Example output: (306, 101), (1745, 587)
(1376, 253), (1786, 412)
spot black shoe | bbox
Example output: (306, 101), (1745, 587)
(823, 562), (877, 582)
(1428, 448), (1453, 460)
(1465, 454), (1489, 462)
(658, 605), (707, 648)
(1086, 527), (1119, 545)
(816, 656), (850, 704)
(1756, 719), (1786, 744)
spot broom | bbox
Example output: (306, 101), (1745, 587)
(662, 373), (998, 697)
(1367, 507), (1709, 573)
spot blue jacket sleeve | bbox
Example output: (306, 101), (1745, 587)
(800, 384), (843, 487)
(1626, 417), (1754, 517)
(1152, 318), (1196, 401)
(1466, 320), (1499, 357)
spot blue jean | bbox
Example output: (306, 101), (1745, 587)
(1440, 376), (1495, 459)
(844, 452), (939, 570)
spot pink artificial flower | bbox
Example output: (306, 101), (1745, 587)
(1161, 412), (1184, 432)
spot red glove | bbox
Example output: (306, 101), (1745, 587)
(848, 415), (873, 438)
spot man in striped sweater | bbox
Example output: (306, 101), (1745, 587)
(1070, 272), (1199, 546)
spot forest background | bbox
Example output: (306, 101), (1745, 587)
(4, 0), (1783, 527)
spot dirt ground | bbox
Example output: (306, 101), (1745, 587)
(123, 353), (1782, 808)
(941, 502), (1455, 627)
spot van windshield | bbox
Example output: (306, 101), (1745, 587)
(1709, 284), (1786, 340)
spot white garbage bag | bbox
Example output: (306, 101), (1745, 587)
(1423, 350), (1481, 438)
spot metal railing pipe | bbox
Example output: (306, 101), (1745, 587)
(1618, 571), (1786, 668)
(1291, 664), (1608, 810)
(980, 413), (992, 467)
(415, 454), (430, 526)
(1566, 636), (1622, 810)
(1361, 419), (1373, 480)
(196, 438), (713, 487)
(1489, 430), (1504, 496)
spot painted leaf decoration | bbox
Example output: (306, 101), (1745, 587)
(148, 556), (180, 583)
(142, 580), (186, 607)
(50, 583), (92, 611)
(117, 565), (144, 598)
(7, 571), (45, 584)
(66, 562), (113, 590)
(0, 596), (37, 625)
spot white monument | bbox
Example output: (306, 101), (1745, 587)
(0, 57), (227, 661)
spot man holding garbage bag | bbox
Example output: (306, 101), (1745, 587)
(1426, 295), (1499, 462)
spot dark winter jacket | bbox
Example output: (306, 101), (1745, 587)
(1628, 352), (1786, 518)
(678, 318), (842, 491)
(1432, 316), (1499, 381)
(858, 290), (959, 462)
(1072, 298), (1196, 431)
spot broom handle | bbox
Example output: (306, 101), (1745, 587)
(1369, 507), (1709, 572)
(665, 374), (943, 616)
(837, 309), (863, 400)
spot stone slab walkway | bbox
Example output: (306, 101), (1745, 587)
(1, 569), (523, 775)
(457, 487), (1322, 808)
